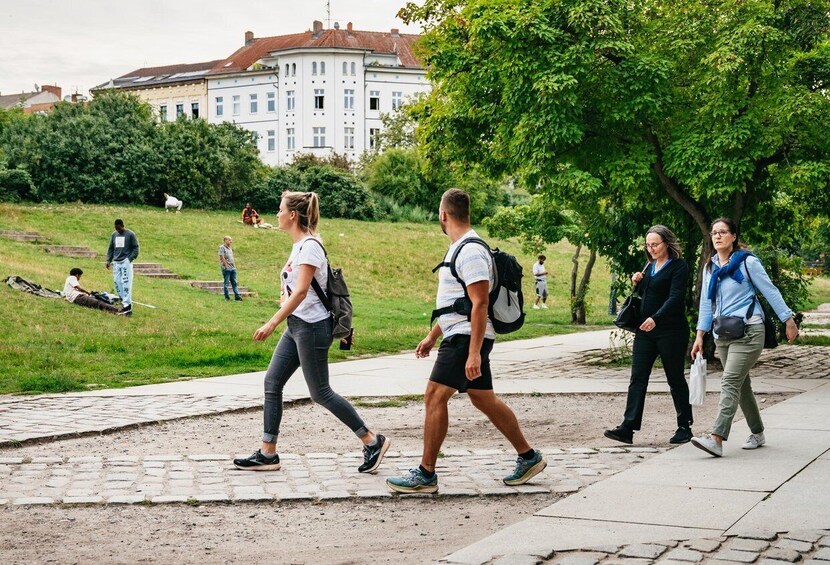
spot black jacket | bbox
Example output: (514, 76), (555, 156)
(637, 258), (689, 332)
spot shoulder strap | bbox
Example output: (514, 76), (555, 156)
(298, 238), (332, 311)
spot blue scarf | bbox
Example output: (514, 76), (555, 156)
(707, 250), (753, 301)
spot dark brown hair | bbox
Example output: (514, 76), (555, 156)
(282, 191), (320, 235)
(440, 188), (470, 222)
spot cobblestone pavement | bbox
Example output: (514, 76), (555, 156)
(545, 529), (830, 564)
(1, 344), (827, 446)
(0, 446), (660, 506)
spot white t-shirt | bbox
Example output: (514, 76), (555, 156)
(165, 195), (181, 207)
(280, 236), (330, 323)
(435, 230), (495, 339)
(532, 262), (546, 281)
(63, 276), (82, 303)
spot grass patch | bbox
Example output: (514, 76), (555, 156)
(352, 398), (407, 408)
(17, 375), (86, 394)
(794, 336), (830, 346)
(804, 276), (830, 310)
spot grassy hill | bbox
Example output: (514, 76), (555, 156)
(0, 202), (621, 394)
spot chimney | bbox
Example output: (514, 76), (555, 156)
(390, 28), (400, 37)
(41, 84), (62, 99)
(347, 22), (353, 34)
(313, 20), (323, 36)
(244, 31), (254, 44)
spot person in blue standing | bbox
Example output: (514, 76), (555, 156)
(105, 219), (139, 317)
(218, 236), (242, 301)
(604, 225), (693, 445)
(690, 218), (799, 457)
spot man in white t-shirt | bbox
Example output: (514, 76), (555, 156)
(387, 188), (546, 494)
(164, 193), (182, 213)
(532, 254), (549, 309)
(63, 268), (122, 314)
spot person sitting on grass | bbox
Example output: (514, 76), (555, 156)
(242, 203), (263, 226)
(63, 268), (124, 315)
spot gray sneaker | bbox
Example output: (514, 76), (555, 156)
(386, 467), (438, 494)
(503, 450), (547, 485)
(741, 432), (766, 450)
(691, 434), (723, 457)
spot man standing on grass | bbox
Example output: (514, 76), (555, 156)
(219, 236), (242, 301)
(105, 219), (139, 317)
(386, 188), (546, 494)
(532, 254), (549, 309)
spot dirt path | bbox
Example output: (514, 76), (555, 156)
(0, 392), (790, 563)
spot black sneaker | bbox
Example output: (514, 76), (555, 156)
(669, 427), (693, 444)
(233, 450), (280, 471)
(604, 426), (634, 445)
(235, 296), (243, 301)
(358, 434), (390, 473)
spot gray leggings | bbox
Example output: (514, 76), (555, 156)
(262, 315), (368, 443)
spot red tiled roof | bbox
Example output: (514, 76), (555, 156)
(116, 60), (224, 80)
(211, 28), (422, 74)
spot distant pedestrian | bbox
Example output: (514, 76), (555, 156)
(219, 236), (242, 301)
(105, 219), (139, 317)
(386, 188), (546, 494)
(690, 218), (798, 457)
(63, 268), (123, 314)
(164, 193), (183, 213)
(532, 255), (549, 309)
(604, 225), (693, 446)
(234, 191), (389, 474)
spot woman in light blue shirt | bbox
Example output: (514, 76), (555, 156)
(690, 218), (798, 457)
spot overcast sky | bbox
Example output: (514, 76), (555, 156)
(0, 0), (422, 98)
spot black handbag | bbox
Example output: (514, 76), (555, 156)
(713, 315), (746, 339)
(614, 294), (642, 333)
(745, 267), (779, 349)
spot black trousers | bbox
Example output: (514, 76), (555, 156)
(622, 328), (693, 431)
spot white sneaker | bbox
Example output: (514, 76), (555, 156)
(691, 434), (723, 457)
(532, 305), (540, 310)
(742, 432), (766, 450)
(541, 304), (548, 309)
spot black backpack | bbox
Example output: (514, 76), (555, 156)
(300, 239), (354, 341)
(430, 237), (525, 334)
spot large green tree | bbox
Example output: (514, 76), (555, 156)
(401, 0), (830, 301)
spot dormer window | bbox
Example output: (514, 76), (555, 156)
(312, 62), (317, 75)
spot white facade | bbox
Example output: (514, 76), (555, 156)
(206, 48), (430, 166)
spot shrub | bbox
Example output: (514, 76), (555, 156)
(0, 167), (34, 201)
(300, 165), (375, 220)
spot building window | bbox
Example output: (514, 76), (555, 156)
(267, 130), (275, 152)
(191, 102), (199, 119)
(292, 63), (296, 76)
(351, 62), (356, 75)
(250, 93), (258, 114)
(369, 91), (380, 111)
(344, 89), (354, 110)
(176, 103), (184, 118)
(215, 97), (223, 117)
(369, 128), (381, 150)
(159, 105), (168, 121)
(314, 89), (324, 110)
(392, 91), (403, 110)
(320, 61), (326, 75)
(286, 90), (295, 111)
(285, 63), (289, 76)
(313, 127), (326, 147)
(267, 91), (275, 112)
(312, 62), (317, 75)
(344, 127), (354, 150)
(342, 62), (347, 75)
(232, 95), (240, 115)
(287, 128), (295, 150)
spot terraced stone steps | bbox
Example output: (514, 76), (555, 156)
(190, 281), (256, 297)
(0, 230), (45, 242)
(43, 245), (97, 258)
(132, 263), (179, 279)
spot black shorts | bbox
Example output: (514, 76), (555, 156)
(429, 334), (495, 393)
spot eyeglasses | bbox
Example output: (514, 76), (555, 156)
(644, 242), (664, 249)
(710, 230), (731, 237)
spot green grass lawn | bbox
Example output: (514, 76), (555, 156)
(0, 202), (617, 393)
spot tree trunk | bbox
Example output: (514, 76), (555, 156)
(570, 244), (582, 323)
(574, 248), (597, 324)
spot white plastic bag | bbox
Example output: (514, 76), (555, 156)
(689, 353), (707, 406)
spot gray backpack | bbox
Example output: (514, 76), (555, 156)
(304, 239), (353, 341)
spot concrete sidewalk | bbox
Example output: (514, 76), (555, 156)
(441, 381), (830, 564)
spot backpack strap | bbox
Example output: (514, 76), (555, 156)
(429, 237), (492, 323)
(298, 238), (333, 312)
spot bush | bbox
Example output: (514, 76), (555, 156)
(301, 165), (375, 220)
(373, 194), (436, 223)
(0, 167), (33, 201)
(248, 166), (306, 215)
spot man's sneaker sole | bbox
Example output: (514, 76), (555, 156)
(604, 430), (633, 445)
(233, 462), (281, 471)
(385, 480), (438, 494)
(690, 437), (722, 458)
(503, 459), (548, 486)
(359, 437), (391, 474)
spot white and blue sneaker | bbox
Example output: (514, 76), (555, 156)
(386, 467), (438, 494)
(503, 450), (547, 485)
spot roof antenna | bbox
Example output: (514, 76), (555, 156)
(326, 0), (331, 29)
